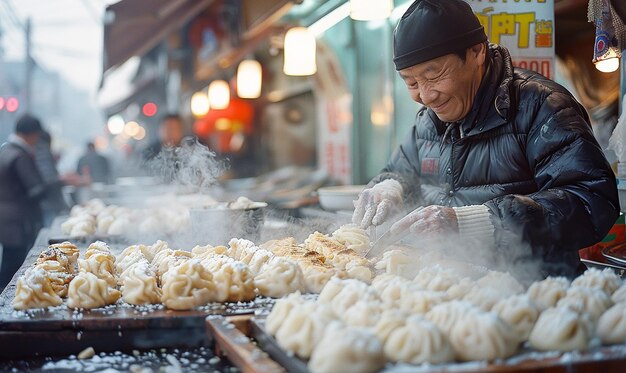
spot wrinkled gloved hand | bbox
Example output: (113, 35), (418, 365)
(386, 205), (458, 242)
(352, 179), (404, 229)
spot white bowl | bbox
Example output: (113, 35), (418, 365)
(317, 185), (366, 211)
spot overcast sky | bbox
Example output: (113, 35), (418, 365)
(1, 0), (116, 96)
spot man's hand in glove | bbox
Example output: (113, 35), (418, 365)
(352, 179), (403, 229)
(386, 205), (458, 242)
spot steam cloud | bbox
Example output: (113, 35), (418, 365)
(147, 137), (228, 191)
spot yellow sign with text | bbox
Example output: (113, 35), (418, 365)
(469, 0), (555, 79)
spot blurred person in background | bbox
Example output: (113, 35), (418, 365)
(0, 115), (46, 290)
(77, 142), (112, 184)
(34, 131), (72, 226)
(353, 0), (619, 277)
(141, 113), (190, 183)
(142, 113), (186, 161)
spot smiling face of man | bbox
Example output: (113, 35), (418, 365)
(399, 43), (487, 123)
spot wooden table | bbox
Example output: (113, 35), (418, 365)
(0, 228), (273, 360)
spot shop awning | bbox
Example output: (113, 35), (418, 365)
(103, 0), (214, 74)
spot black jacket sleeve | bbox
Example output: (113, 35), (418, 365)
(484, 91), (620, 269)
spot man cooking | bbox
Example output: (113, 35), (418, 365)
(353, 0), (620, 276)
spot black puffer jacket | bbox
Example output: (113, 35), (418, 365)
(375, 45), (620, 276)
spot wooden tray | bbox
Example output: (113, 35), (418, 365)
(210, 315), (626, 373)
(206, 315), (285, 373)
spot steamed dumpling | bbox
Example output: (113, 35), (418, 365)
(556, 286), (612, 322)
(300, 264), (336, 293)
(85, 241), (112, 257)
(331, 224), (370, 255)
(33, 260), (74, 297)
(78, 252), (117, 287)
(373, 309), (407, 343)
(384, 315), (454, 364)
(449, 311), (519, 361)
(121, 262), (161, 305)
(492, 295), (540, 341)
(37, 247), (74, 274)
(266, 291), (308, 335)
(341, 300), (383, 327)
(463, 286), (509, 311)
(308, 322), (385, 373)
(227, 238), (257, 261)
(526, 276), (570, 311)
(399, 286), (448, 314)
(446, 278), (476, 300)
(246, 248), (274, 275)
(67, 271), (121, 309)
(413, 266), (461, 292)
(116, 247), (148, 275)
(96, 215), (114, 234)
(374, 275), (411, 307)
(275, 301), (333, 359)
(161, 260), (217, 310)
(343, 260), (373, 283)
(571, 268), (621, 295)
(48, 241), (80, 267)
(318, 276), (348, 304)
(612, 284), (626, 304)
(141, 240), (169, 262)
(107, 217), (129, 235)
(475, 271), (524, 294)
(154, 250), (192, 280)
(192, 244), (227, 261)
(254, 257), (306, 298)
(597, 303), (626, 345)
(528, 307), (593, 352)
(304, 232), (346, 258)
(425, 301), (480, 336)
(212, 261), (256, 302)
(70, 219), (96, 237)
(374, 249), (412, 277)
(323, 279), (377, 315)
(13, 268), (63, 310)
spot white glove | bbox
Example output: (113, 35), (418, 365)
(386, 205), (458, 241)
(352, 179), (403, 229)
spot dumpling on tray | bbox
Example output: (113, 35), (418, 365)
(67, 271), (121, 309)
(13, 268), (63, 310)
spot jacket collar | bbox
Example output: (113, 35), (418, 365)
(7, 134), (35, 155)
(467, 44), (516, 136)
(430, 44), (516, 137)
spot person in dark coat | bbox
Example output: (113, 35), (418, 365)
(353, 0), (620, 276)
(0, 115), (46, 290)
(142, 114), (186, 162)
(77, 142), (111, 184)
(35, 131), (70, 226)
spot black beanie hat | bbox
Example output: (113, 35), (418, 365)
(393, 0), (487, 71)
(15, 114), (43, 134)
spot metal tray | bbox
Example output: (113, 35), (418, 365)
(601, 242), (626, 266)
(244, 316), (626, 373)
(250, 318), (308, 373)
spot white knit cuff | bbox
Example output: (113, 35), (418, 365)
(452, 204), (495, 243)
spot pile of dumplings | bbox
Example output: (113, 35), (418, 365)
(266, 266), (626, 373)
(60, 199), (191, 237)
(261, 224), (373, 293)
(12, 224), (376, 311)
(13, 241), (121, 310)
